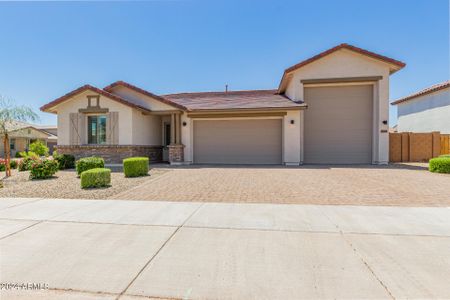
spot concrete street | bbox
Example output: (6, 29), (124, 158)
(0, 197), (449, 299)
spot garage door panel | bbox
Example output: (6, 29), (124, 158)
(304, 85), (373, 164)
(194, 119), (282, 164)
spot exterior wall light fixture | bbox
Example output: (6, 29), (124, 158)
(182, 121), (187, 127)
(290, 120), (295, 125)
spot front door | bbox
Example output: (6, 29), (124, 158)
(163, 123), (171, 161)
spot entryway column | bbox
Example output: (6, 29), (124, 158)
(168, 112), (185, 164)
(170, 113), (176, 145)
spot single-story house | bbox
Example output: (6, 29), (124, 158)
(0, 121), (58, 157)
(35, 125), (58, 154)
(391, 81), (450, 134)
(40, 43), (405, 165)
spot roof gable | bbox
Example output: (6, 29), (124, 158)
(40, 85), (152, 114)
(104, 81), (187, 110)
(278, 43), (406, 93)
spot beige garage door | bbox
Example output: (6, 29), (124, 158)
(194, 119), (282, 164)
(304, 85), (373, 164)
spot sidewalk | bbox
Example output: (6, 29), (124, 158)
(1, 198), (449, 299)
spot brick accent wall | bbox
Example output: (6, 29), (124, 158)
(55, 145), (163, 164)
(168, 144), (184, 163)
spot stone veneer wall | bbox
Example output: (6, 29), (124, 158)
(55, 145), (163, 164)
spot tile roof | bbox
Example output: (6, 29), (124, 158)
(391, 81), (450, 105)
(1, 120), (54, 138)
(163, 90), (305, 111)
(104, 81), (187, 110)
(40, 84), (152, 114)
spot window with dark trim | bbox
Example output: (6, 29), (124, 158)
(10, 138), (15, 150)
(87, 115), (107, 144)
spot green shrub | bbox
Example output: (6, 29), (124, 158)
(0, 159), (18, 171)
(123, 157), (149, 177)
(440, 154), (450, 158)
(429, 157), (450, 174)
(18, 153), (40, 171)
(53, 152), (75, 170)
(80, 168), (111, 189)
(29, 158), (59, 179)
(29, 140), (49, 156)
(10, 159), (18, 169)
(15, 151), (23, 158)
(76, 157), (105, 175)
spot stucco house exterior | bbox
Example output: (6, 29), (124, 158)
(391, 81), (450, 134)
(0, 121), (58, 157)
(40, 43), (405, 165)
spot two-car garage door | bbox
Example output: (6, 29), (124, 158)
(193, 119), (282, 164)
(304, 85), (373, 164)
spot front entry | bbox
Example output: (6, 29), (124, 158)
(193, 119), (282, 164)
(162, 122), (171, 162)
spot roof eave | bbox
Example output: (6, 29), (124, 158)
(104, 81), (188, 111)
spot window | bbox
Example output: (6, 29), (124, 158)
(88, 115), (107, 144)
(10, 139), (15, 150)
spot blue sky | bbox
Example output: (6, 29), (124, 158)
(0, 0), (448, 125)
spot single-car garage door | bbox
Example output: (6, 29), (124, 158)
(304, 85), (373, 164)
(194, 119), (282, 164)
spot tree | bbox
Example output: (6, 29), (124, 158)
(0, 96), (39, 177)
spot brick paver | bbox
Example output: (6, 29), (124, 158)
(111, 164), (450, 206)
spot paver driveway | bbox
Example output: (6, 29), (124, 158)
(112, 164), (450, 206)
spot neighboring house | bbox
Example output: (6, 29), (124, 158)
(0, 121), (57, 157)
(391, 81), (450, 134)
(35, 125), (58, 154)
(40, 43), (405, 165)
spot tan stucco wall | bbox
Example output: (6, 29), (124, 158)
(56, 91), (134, 145)
(109, 86), (176, 111)
(284, 49), (392, 164)
(132, 109), (162, 145)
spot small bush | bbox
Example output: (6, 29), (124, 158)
(76, 157), (105, 176)
(10, 159), (18, 169)
(80, 168), (111, 189)
(15, 151), (23, 158)
(429, 157), (450, 174)
(53, 152), (75, 170)
(29, 140), (49, 156)
(0, 159), (5, 171)
(18, 153), (40, 171)
(29, 158), (59, 179)
(123, 157), (149, 177)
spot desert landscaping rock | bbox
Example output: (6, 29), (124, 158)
(0, 168), (169, 199)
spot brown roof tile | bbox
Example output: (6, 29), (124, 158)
(40, 84), (152, 114)
(391, 81), (450, 105)
(163, 90), (305, 111)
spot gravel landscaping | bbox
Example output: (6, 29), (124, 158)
(0, 168), (170, 199)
